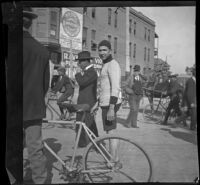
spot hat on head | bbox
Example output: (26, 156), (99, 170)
(133, 65), (141, 72)
(75, 51), (93, 62)
(98, 40), (111, 50)
(23, 7), (38, 19)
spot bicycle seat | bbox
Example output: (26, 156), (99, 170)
(59, 103), (90, 113)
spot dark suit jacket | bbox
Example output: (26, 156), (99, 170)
(182, 77), (196, 107)
(75, 67), (98, 107)
(75, 66), (98, 147)
(23, 31), (50, 120)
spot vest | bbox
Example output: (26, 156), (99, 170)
(132, 75), (143, 95)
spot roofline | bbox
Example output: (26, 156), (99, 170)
(129, 7), (156, 27)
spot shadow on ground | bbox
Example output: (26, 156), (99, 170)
(44, 138), (62, 184)
(160, 128), (197, 145)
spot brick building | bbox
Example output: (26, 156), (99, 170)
(30, 7), (156, 79)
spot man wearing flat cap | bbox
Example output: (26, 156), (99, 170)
(75, 51), (99, 147)
(125, 64), (147, 128)
(23, 7), (49, 184)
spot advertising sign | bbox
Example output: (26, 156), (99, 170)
(59, 8), (83, 51)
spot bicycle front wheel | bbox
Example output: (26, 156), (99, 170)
(143, 103), (164, 123)
(82, 135), (153, 183)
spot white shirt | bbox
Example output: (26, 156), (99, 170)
(99, 59), (122, 106)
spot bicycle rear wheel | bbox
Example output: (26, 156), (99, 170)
(83, 135), (153, 183)
(143, 103), (164, 123)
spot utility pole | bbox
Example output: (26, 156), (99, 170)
(125, 7), (130, 78)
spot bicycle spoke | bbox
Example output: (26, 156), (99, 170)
(83, 135), (153, 183)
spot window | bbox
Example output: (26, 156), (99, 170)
(114, 37), (117, 54)
(144, 47), (146, 61)
(108, 8), (112, 25)
(114, 11), (118, 28)
(144, 27), (147, 40)
(133, 43), (136, 58)
(129, 42), (132, 57)
(148, 48), (150, 62)
(82, 27), (88, 48)
(91, 29), (96, 51)
(92, 8), (96, 18)
(148, 29), (150, 41)
(50, 11), (57, 38)
(50, 11), (57, 25)
(83, 7), (87, 15)
(129, 19), (132, 33)
(91, 29), (96, 40)
(134, 21), (136, 35)
(108, 35), (112, 43)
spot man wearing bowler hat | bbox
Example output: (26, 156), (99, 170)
(75, 51), (99, 147)
(23, 7), (49, 184)
(125, 64), (147, 128)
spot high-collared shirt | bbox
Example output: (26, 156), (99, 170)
(99, 58), (122, 106)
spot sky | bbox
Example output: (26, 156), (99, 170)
(133, 6), (196, 74)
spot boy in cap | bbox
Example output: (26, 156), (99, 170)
(93, 40), (122, 162)
(75, 51), (99, 147)
(125, 64), (147, 128)
(51, 66), (74, 120)
(23, 7), (49, 184)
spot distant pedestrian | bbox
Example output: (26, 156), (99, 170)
(23, 7), (49, 184)
(181, 67), (196, 130)
(51, 66), (75, 120)
(75, 51), (99, 147)
(161, 74), (183, 125)
(124, 65), (146, 128)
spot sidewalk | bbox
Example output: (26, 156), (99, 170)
(24, 97), (198, 183)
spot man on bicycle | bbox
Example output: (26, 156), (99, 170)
(162, 74), (184, 125)
(51, 66), (75, 120)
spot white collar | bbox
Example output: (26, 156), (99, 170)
(85, 64), (93, 71)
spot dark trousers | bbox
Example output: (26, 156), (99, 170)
(75, 112), (99, 147)
(163, 96), (182, 123)
(126, 94), (142, 127)
(57, 88), (74, 115)
(23, 119), (47, 184)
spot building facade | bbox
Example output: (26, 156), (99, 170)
(30, 7), (156, 79)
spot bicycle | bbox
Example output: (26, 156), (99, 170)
(43, 92), (73, 129)
(142, 87), (170, 123)
(42, 103), (154, 183)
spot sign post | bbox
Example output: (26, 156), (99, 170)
(59, 8), (83, 78)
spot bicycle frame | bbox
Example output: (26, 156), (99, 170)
(43, 117), (115, 174)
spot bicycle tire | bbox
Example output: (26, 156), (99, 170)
(82, 134), (153, 183)
(143, 103), (164, 123)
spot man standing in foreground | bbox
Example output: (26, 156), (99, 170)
(96, 40), (122, 162)
(97, 40), (122, 133)
(23, 7), (49, 184)
(75, 51), (99, 147)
